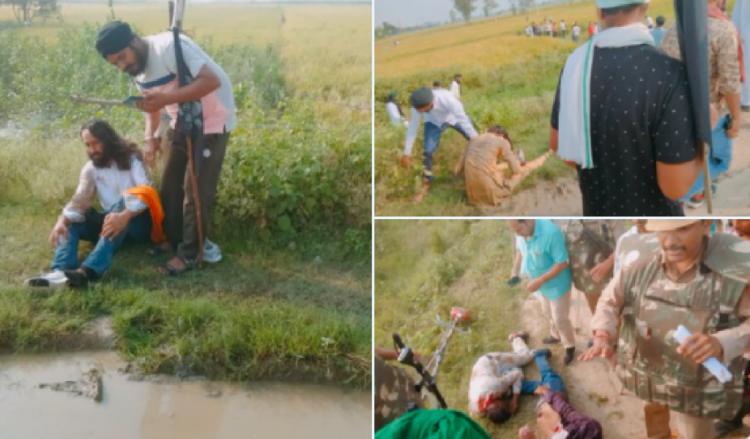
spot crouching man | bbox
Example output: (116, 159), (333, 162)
(25, 119), (166, 288)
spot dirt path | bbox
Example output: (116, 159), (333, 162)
(520, 288), (750, 439)
(519, 289), (646, 439)
(486, 177), (583, 216)
(687, 116), (750, 217)
(487, 117), (750, 217)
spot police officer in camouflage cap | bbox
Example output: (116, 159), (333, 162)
(374, 348), (424, 431)
(580, 219), (750, 439)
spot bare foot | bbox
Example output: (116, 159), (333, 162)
(413, 184), (429, 203)
(400, 155), (411, 169)
(518, 425), (536, 439)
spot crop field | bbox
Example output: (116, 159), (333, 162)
(374, 0), (681, 216)
(0, 2), (372, 387)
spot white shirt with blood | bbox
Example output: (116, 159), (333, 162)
(136, 33), (236, 134)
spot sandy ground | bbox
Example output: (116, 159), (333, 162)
(496, 115), (750, 217)
(687, 115), (750, 217)
(487, 178), (583, 217)
(520, 288), (646, 439)
(521, 287), (750, 439)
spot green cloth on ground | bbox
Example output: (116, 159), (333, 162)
(375, 409), (491, 439)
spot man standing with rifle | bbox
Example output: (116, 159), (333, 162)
(94, 18), (235, 275)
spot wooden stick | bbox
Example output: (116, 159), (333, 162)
(186, 136), (204, 267)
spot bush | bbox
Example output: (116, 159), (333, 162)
(0, 23), (370, 245)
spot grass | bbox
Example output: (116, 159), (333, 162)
(0, 3), (283, 47)
(375, 220), (548, 435)
(0, 199), (372, 387)
(0, 3), (372, 388)
(373, 0), (680, 216)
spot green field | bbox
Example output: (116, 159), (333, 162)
(374, 0), (680, 216)
(0, 3), (372, 388)
(376, 220), (547, 436)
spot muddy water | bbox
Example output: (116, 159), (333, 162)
(0, 352), (371, 439)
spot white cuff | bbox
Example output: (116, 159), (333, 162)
(123, 193), (148, 213)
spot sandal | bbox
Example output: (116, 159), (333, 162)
(146, 242), (173, 257)
(158, 256), (196, 276)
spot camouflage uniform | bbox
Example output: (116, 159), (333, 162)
(560, 220), (624, 297)
(374, 355), (424, 432)
(592, 232), (750, 432)
(662, 17), (742, 107)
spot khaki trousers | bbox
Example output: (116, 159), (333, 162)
(537, 291), (575, 348)
(644, 402), (716, 439)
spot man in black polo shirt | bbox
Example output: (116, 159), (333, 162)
(549, 0), (704, 216)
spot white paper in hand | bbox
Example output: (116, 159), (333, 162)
(673, 325), (732, 383)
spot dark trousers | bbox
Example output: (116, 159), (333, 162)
(161, 130), (230, 261)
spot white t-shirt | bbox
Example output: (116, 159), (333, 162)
(63, 156), (150, 221)
(404, 89), (477, 155)
(386, 102), (407, 127)
(560, 22), (566, 31)
(136, 32), (236, 134)
(450, 80), (461, 100)
(572, 26), (581, 36)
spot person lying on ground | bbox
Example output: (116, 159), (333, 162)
(25, 120), (167, 289)
(550, 0), (703, 216)
(454, 125), (548, 207)
(517, 384), (603, 439)
(374, 347), (424, 432)
(469, 331), (571, 424)
(400, 86), (478, 203)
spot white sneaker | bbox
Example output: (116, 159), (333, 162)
(203, 239), (222, 263)
(24, 270), (68, 289)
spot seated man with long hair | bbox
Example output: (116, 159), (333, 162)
(25, 119), (166, 289)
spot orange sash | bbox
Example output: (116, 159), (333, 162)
(124, 185), (167, 244)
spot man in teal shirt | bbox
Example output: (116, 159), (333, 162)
(508, 219), (576, 365)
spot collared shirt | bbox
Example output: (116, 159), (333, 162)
(551, 45), (698, 216)
(468, 352), (530, 417)
(661, 19), (742, 106)
(136, 33), (236, 134)
(591, 238), (750, 366)
(518, 219), (572, 300)
(62, 156), (150, 222)
(516, 235), (529, 275)
(404, 89), (478, 155)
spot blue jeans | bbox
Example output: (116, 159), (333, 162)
(520, 350), (567, 396)
(683, 116), (733, 200)
(51, 200), (152, 276)
(423, 121), (473, 183)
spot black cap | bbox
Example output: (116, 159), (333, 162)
(96, 21), (134, 58)
(410, 87), (434, 108)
